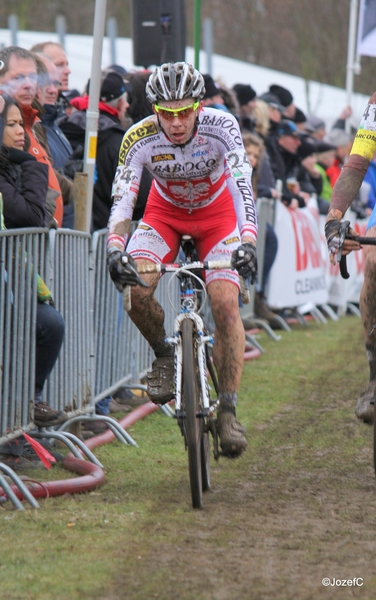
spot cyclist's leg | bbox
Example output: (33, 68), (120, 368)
(207, 279), (247, 458)
(357, 224), (376, 424)
(125, 214), (180, 403)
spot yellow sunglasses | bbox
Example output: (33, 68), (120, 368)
(154, 102), (200, 120)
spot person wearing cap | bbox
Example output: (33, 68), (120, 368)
(268, 84), (296, 119)
(266, 119), (309, 209)
(59, 70), (131, 231)
(257, 93), (284, 138)
(232, 83), (257, 132)
(201, 74), (225, 108)
(305, 115), (327, 141)
(297, 139), (331, 215)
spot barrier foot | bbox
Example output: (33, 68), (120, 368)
(31, 431), (103, 469)
(319, 304), (339, 321)
(271, 314), (291, 332)
(59, 416), (138, 447)
(32, 430), (87, 460)
(253, 319), (282, 341)
(297, 302), (327, 324)
(159, 404), (174, 417)
(0, 465), (40, 509)
(245, 332), (265, 352)
(347, 302), (361, 318)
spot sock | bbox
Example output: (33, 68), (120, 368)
(218, 393), (237, 407)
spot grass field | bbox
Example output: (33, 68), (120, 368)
(1, 315), (376, 600)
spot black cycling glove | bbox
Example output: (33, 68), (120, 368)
(231, 242), (258, 284)
(324, 219), (350, 254)
(107, 250), (142, 292)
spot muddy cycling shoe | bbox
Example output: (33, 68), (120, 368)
(146, 356), (175, 404)
(355, 381), (376, 425)
(216, 404), (247, 458)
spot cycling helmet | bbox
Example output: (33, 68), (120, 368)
(146, 62), (205, 103)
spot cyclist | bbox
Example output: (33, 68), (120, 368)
(325, 91), (376, 424)
(106, 62), (258, 457)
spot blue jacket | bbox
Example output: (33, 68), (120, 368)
(364, 159), (376, 210)
(39, 104), (73, 170)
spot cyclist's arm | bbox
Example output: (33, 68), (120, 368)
(224, 148), (258, 245)
(327, 92), (376, 222)
(107, 126), (151, 252)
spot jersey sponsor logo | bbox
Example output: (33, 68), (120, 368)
(350, 130), (376, 161)
(153, 158), (217, 176)
(119, 120), (158, 163)
(137, 224), (152, 231)
(191, 150), (209, 157)
(151, 153), (175, 162)
(223, 236), (240, 245)
(200, 114), (242, 145)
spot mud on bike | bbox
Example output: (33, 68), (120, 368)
(122, 235), (246, 509)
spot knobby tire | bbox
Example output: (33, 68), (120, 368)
(182, 319), (203, 509)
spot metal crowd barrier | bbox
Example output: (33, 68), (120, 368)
(0, 226), (178, 444)
(0, 229), (46, 442)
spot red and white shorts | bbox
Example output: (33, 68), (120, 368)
(127, 182), (241, 288)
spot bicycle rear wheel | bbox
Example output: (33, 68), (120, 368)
(182, 319), (203, 509)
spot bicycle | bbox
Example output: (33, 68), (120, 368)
(122, 235), (242, 509)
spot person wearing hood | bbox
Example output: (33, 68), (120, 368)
(59, 70), (131, 231)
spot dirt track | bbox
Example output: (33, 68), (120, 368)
(99, 319), (376, 600)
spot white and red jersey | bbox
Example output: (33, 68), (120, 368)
(108, 107), (258, 245)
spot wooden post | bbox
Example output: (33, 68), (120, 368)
(73, 172), (88, 232)
(72, 172), (89, 438)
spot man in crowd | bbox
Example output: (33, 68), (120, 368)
(0, 46), (64, 227)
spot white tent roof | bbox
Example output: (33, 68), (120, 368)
(0, 28), (369, 127)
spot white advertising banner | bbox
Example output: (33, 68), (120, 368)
(267, 200), (328, 309)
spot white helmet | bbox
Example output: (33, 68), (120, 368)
(146, 62), (205, 104)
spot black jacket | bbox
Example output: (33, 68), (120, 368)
(0, 146), (48, 229)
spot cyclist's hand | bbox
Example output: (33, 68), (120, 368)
(231, 242), (258, 284)
(107, 250), (144, 292)
(324, 219), (361, 262)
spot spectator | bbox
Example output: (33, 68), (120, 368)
(33, 53), (73, 172)
(363, 150), (376, 212)
(314, 140), (337, 202)
(0, 46), (64, 227)
(242, 132), (280, 327)
(266, 119), (308, 209)
(201, 73), (225, 109)
(33, 54), (75, 227)
(0, 95), (67, 437)
(29, 41), (71, 93)
(59, 70), (131, 231)
(268, 84), (296, 119)
(292, 107), (307, 131)
(325, 128), (353, 188)
(257, 93), (284, 134)
(232, 83), (257, 132)
(305, 115), (327, 141)
(297, 139), (330, 215)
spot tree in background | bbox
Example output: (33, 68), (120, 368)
(0, 0), (373, 96)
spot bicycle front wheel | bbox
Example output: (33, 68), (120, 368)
(182, 319), (203, 509)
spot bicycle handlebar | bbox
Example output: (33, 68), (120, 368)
(121, 258), (234, 312)
(336, 223), (376, 279)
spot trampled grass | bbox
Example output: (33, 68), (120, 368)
(1, 315), (375, 600)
